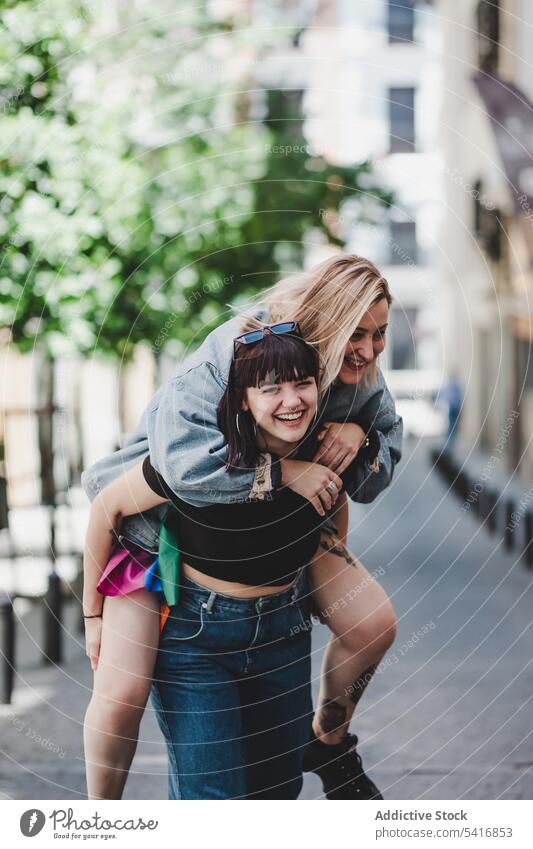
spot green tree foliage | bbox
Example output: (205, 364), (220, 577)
(0, 0), (393, 361)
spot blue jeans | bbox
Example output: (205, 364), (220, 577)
(150, 569), (313, 799)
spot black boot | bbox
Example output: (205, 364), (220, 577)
(302, 730), (383, 800)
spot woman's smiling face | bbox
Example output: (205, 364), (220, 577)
(242, 373), (318, 447)
(338, 298), (389, 385)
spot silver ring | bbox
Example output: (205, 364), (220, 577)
(326, 481), (337, 494)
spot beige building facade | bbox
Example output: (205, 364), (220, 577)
(439, 0), (533, 479)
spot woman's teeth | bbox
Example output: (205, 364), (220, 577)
(275, 411), (304, 422)
(345, 355), (367, 370)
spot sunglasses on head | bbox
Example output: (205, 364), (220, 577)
(232, 321), (301, 359)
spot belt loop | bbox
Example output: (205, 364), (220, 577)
(202, 591), (216, 613)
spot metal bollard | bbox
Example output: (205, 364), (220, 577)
(43, 571), (62, 665)
(0, 476), (8, 531)
(486, 489), (498, 534)
(0, 593), (15, 704)
(471, 481), (483, 517)
(478, 487), (490, 528)
(504, 501), (515, 551)
(442, 453), (454, 485)
(524, 511), (533, 569)
(456, 470), (469, 501)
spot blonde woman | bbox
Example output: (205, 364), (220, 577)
(82, 253), (402, 800)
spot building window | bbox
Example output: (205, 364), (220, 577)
(390, 308), (418, 370)
(476, 0), (499, 74)
(388, 87), (415, 152)
(388, 0), (415, 44)
(389, 221), (418, 264)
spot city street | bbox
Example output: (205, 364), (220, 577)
(1, 437), (532, 800)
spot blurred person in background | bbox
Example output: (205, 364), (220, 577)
(436, 372), (463, 447)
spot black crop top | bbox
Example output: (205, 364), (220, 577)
(142, 455), (327, 586)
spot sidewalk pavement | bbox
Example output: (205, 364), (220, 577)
(1, 436), (532, 800)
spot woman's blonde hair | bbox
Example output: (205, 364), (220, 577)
(237, 253), (392, 395)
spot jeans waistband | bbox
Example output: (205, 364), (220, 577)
(178, 567), (308, 614)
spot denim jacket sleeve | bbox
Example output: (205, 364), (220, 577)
(292, 371), (402, 504)
(146, 360), (280, 506)
(323, 373), (403, 504)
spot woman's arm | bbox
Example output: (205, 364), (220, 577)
(83, 461), (168, 617)
(316, 376), (403, 504)
(81, 312), (277, 509)
(341, 386), (403, 504)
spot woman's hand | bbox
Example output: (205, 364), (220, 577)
(313, 421), (367, 474)
(280, 459), (343, 516)
(85, 617), (103, 672)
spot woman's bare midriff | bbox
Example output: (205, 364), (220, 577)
(182, 562), (294, 598)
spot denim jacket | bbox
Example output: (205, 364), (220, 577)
(81, 310), (403, 553)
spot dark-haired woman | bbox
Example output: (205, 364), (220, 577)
(83, 329), (344, 800)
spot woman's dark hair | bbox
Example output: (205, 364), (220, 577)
(217, 331), (320, 472)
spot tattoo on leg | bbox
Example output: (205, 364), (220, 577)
(348, 665), (377, 707)
(317, 699), (347, 734)
(319, 534), (359, 568)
